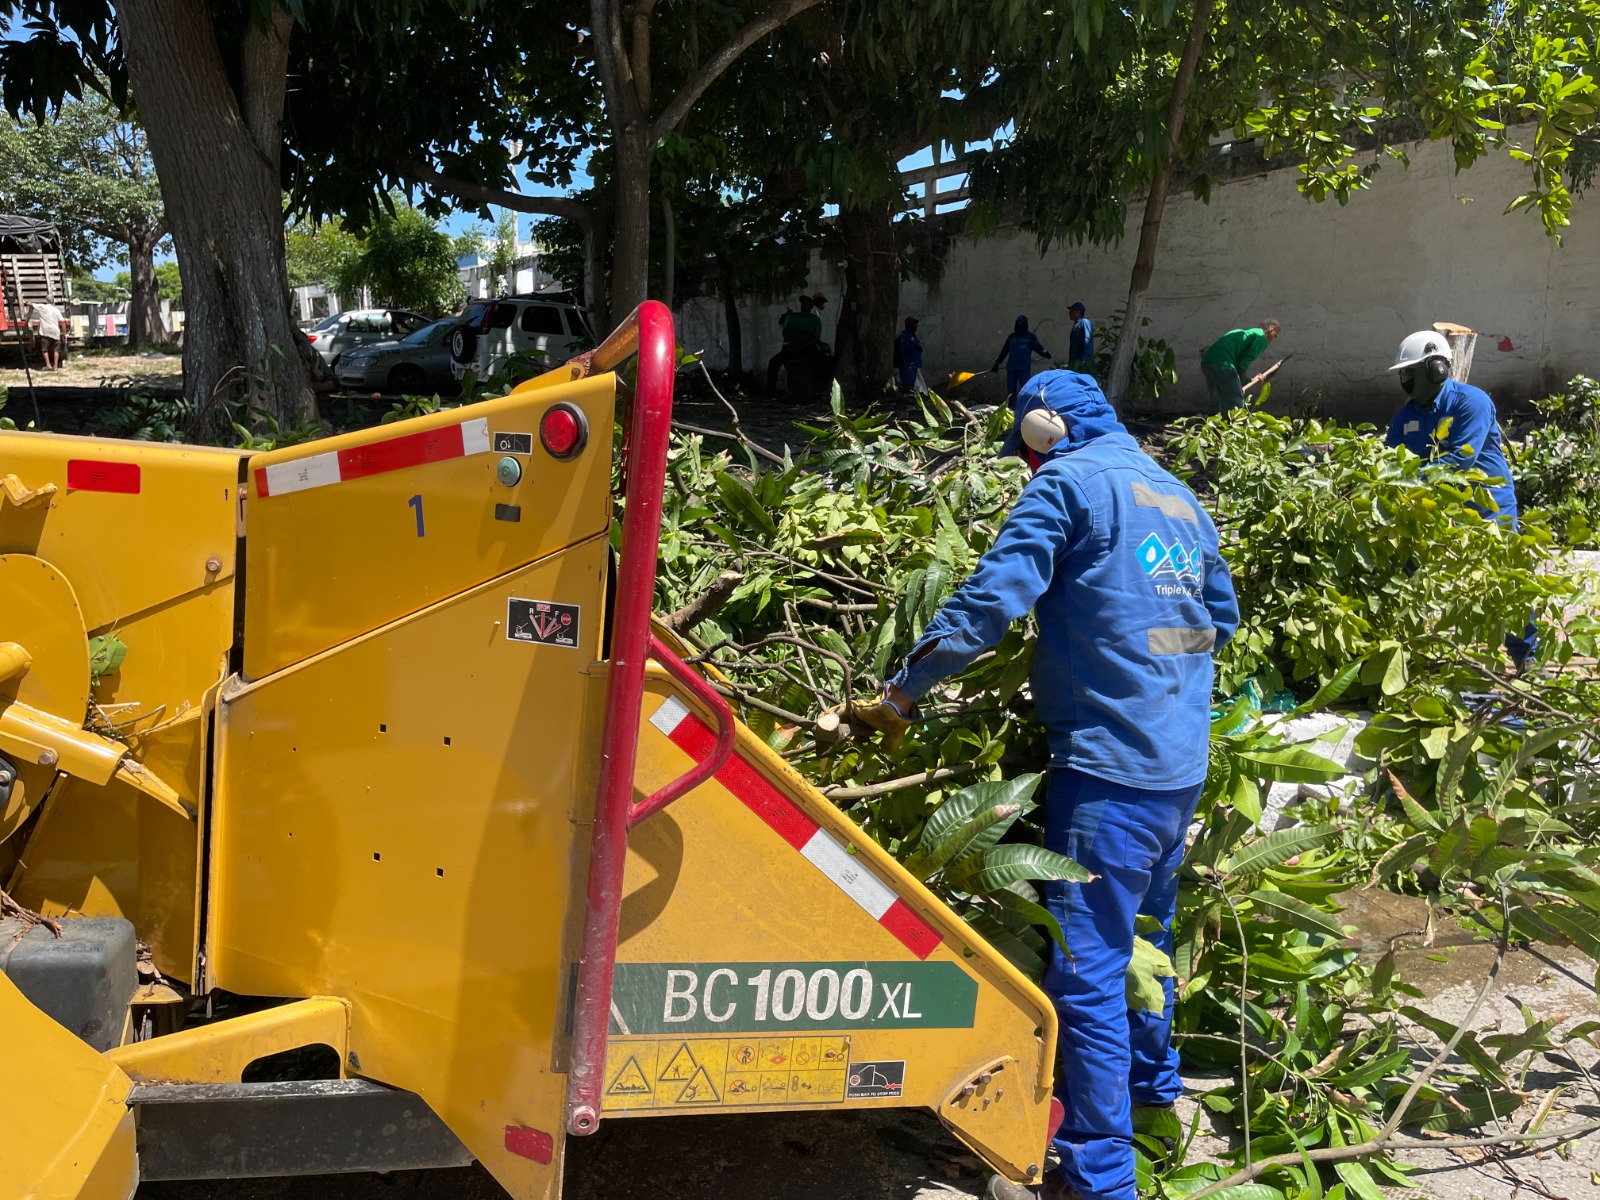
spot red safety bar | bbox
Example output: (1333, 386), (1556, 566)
(563, 301), (736, 1136)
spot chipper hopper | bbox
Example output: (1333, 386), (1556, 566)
(0, 302), (1060, 1197)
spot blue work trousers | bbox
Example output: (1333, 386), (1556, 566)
(1043, 767), (1202, 1200)
(1006, 366), (1029, 402)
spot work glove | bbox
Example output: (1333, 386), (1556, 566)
(818, 690), (918, 755)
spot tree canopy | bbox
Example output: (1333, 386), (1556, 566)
(0, 93), (169, 344)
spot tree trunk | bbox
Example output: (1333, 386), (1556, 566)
(117, 0), (312, 433)
(124, 228), (166, 350)
(659, 192), (676, 308)
(715, 250), (743, 376)
(1106, 0), (1216, 408)
(582, 220), (609, 336)
(608, 128), (653, 322)
(833, 198), (896, 397)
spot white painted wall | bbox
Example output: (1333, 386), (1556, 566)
(682, 130), (1599, 420)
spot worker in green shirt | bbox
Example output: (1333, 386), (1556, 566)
(1200, 319), (1280, 413)
(766, 293), (826, 394)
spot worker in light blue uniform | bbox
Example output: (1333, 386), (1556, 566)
(866, 372), (1238, 1200)
(1384, 328), (1535, 668)
(992, 315), (1053, 404)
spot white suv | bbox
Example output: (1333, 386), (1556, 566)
(448, 295), (590, 381)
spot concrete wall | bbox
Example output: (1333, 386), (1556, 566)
(676, 130), (1600, 421)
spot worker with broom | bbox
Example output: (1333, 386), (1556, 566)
(992, 315), (1054, 405)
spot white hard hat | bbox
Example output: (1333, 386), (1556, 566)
(1020, 406), (1068, 454)
(1389, 329), (1452, 372)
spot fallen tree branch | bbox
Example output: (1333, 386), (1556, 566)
(709, 680), (810, 727)
(697, 359), (787, 466)
(1189, 918), (1512, 1199)
(798, 596), (882, 615)
(671, 420), (787, 467)
(2, 888), (62, 940)
(822, 762), (984, 801)
(661, 570), (743, 634)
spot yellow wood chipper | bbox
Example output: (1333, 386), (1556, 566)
(0, 303), (1060, 1197)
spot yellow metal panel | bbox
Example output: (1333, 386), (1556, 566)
(241, 377), (616, 679)
(0, 431), (240, 633)
(108, 996), (349, 1084)
(613, 674), (1058, 1184)
(11, 773), (200, 981)
(0, 971), (136, 1199)
(212, 536), (612, 1200)
(88, 580), (234, 731)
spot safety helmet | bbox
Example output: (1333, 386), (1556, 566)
(1020, 405), (1068, 454)
(904, 316), (919, 328)
(1389, 329), (1452, 372)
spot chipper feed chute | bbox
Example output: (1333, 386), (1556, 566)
(0, 302), (1057, 1199)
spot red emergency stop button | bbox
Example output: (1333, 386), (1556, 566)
(540, 403), (587, 460)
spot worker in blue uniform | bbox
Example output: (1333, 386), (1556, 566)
(992, 315), (1053, 404)
(895, 316), (924, 392)
(1384, 328), (1536, 668)
(857, 372), (1239, 1200)
(1067, 302), (1094, 374)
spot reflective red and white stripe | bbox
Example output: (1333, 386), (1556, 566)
(648, 695), (942, 959)
(254, 417), (492, 498)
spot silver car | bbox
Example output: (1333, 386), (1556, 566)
(335, 318), (457, 393)
(306, 308), (431, 368)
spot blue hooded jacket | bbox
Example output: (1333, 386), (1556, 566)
(1385, 378), (1518, 521)
(890, 372), (1239, 789)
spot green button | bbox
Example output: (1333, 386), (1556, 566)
(497, 456), (523, 486)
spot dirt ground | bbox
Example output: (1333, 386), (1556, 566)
(0, 350), (184, 394)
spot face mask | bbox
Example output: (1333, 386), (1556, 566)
(1399, 368), (1416, 396)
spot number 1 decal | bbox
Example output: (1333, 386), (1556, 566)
(408, 493), (425, 537)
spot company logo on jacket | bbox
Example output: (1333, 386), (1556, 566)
(1137, 532), (1204, 594)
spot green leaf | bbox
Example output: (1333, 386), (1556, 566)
(961, 909), (1045, 977)
(992, 885), (1067, 953)
(1244, 888), (1346, 938)
(88, 634), (127, 683)
(1235, 745), (1346, 783)
(1388, 770), (1437, 831)
(906, 800), (1026, 881)
(1371, 832), (1433, 883)
(944, 843), (1095, 894)
(1220, 826), (1339, 876)
(1334, 1161), (1385, 1200)
(910, 774), (1041, 866)
(1126, 935), (1176, 1016)
(1534, 903), (1600, 964)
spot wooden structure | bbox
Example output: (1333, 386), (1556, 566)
(0, 215), (65, 333)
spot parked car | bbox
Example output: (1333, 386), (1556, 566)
(448, 295), (589, 381)
(334, 318), (457, 393)
(306, 308), (431, 368)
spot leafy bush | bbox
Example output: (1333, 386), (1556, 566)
(1090, 306), (1178, 400)
(1167, 410), (1576, 698)
(100, 392), (189, 442)
(654, 386), (1600, 1195)
(1510, 375), (1600, 548)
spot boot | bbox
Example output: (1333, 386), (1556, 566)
(984, 1172), (1089, 1200)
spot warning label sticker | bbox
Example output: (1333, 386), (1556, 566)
(506, 598), (580, 648)
(494, 431), (534, 455)
(601, 1035), (851, 1113)
(845, 1060), (905, 1100)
